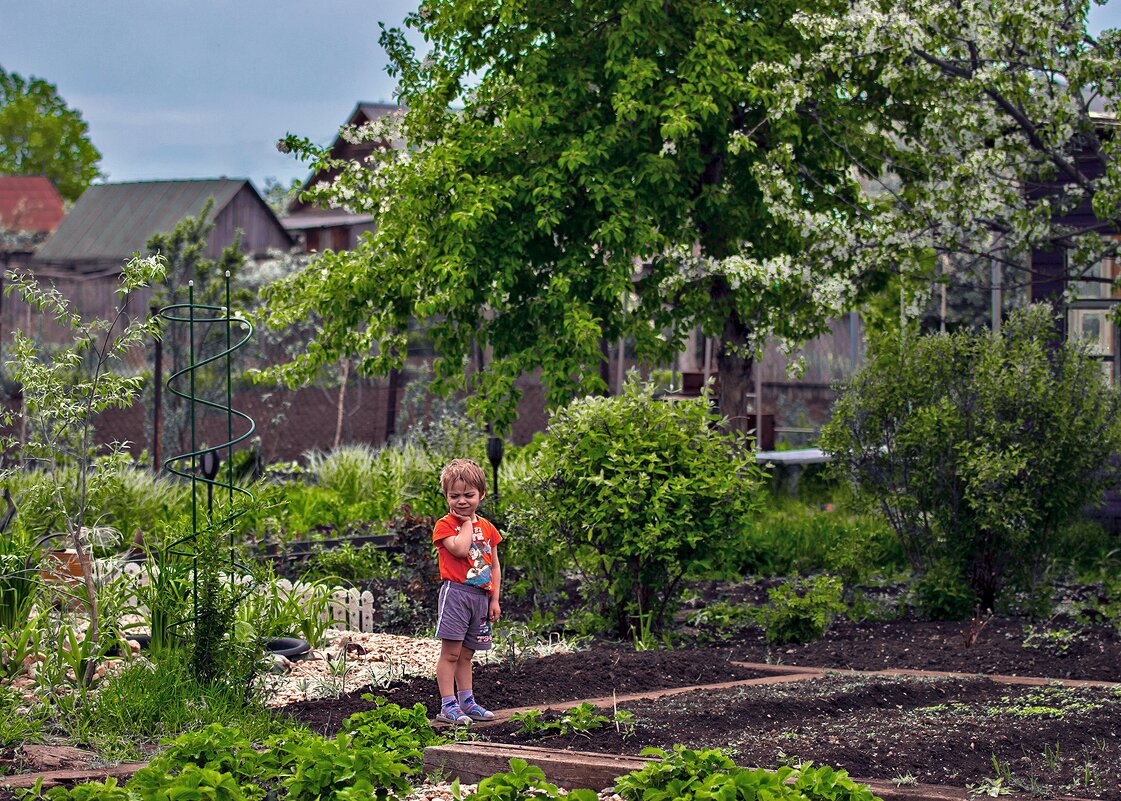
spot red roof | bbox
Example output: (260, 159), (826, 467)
(0, 176), (65, 233)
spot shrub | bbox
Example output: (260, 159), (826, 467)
(823, 305), (1121, 615)
(510, 380), (765, 635)
(733, 495), (905, 586)
(752, 575), (847, 644)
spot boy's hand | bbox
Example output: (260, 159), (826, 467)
(488, 597), (502, 622)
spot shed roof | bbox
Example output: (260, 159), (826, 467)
(34, 179), (246, 263)
(0, 176), (65, 233)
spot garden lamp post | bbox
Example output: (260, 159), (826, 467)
(486, 431), (504, 504)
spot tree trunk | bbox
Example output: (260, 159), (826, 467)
(716, 311), (757, 437)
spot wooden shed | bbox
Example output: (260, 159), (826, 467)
(6, 179), (292, 353)
(33, 178), (292, 275)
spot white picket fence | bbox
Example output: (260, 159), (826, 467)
(99, 560), (381, 633)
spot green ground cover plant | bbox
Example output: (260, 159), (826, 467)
(614, 746), (879, 801)
(752, 576), (847, 645)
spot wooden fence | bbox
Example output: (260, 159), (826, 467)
(99, 560), (381, 634)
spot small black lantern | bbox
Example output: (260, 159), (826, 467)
(486, 433), (505, 503)
(200, 449), (221, 515)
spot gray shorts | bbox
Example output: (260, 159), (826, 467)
(435, 580), (493, 651)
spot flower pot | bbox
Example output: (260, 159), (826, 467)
(41, 549), (83, 583)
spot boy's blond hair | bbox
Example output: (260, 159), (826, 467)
(439, 458), (487, 495)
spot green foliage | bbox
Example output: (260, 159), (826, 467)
(0, 529), (38, 632)
(912, 560), (978, 621)
(0, 682), (43, 748)
(190, 526), (246, 685)
(305, 444), (402, 518)
(752, 576), (847, 645)
(281, 733), (412, 801)
(2, 254), (166, 685)
(0, 66), (102, 201)
(1022, 625), (1084, 656)
(342, 695), (446, 768)
(79, 655), (288, 761)
(685, 600), (753, 642)
(130, 764), (249, 801)
(511, 381), (764, 634)
(508, 702), (616, 739)
(236, 572), (335, 647)
(465, 758), (598, 801)
(823, 306), (1121, 614)
(41, 777), (131, 801)
(734, 495), (905, 586)
(614, 747), (879, 801)
(302, 542), (397, 583)
(263, 0), (879, 434)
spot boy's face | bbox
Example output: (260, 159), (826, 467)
(445, 478), (483, 520)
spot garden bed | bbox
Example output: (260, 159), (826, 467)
(282, 617), (1121, 800)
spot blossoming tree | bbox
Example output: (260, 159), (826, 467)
(754, 0), (1121, 311)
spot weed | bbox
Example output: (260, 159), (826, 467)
(1022, 625), (1084, 655)
(752, 576), (846, 645)
(1042, 742), (1061, 770)
(891, 773), (918, 786)
(967, 777), (1013, 797)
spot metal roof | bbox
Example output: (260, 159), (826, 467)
(34, 179), (246, 263)
(0, 176), (65, 233)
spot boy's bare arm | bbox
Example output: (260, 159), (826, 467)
(441, 517), (474, 558)
(489, 548), (502, 621)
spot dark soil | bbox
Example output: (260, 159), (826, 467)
(282, 615), (1121, 800)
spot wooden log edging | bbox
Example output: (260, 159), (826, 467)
(423, 743), (1095, 801)
(0, 761), (149, 792)
(729, 661), (1121, 689)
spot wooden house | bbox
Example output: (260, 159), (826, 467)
(281, 102), (402, 252)
(1027, 99), (1120, 382)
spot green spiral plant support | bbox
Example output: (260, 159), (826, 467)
(158, 271), (255, 677)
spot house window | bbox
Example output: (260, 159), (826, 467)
(1070, 246), (1121, 300)
(1067, 237), (1121, 383)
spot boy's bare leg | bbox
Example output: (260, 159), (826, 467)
(454, 646), (476, 693)
(437, 639), (463, 698)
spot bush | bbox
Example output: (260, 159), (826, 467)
(823, 305), (1121, 615)
(509, 380), (765, 635)
(752, 575), (847, 644)
(733, 495), (905, 586)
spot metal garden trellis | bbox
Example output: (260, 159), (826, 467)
(156, 271), (255, 638)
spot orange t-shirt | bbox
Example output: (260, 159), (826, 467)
(432, 513), (503, 593)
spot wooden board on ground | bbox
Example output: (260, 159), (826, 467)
(423, 742), (653, 790)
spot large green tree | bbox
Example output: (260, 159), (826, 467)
(0, 66), (103, 203)
(266, 0), (881, 432)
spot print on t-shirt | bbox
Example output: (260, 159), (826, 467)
(463, 528), (492, 588)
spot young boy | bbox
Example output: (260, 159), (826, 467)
(432, 458), (502, 724)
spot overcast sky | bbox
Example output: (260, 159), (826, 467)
(2, 0), (1120, 194)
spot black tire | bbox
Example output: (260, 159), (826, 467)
(265, 637), (311, 660)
